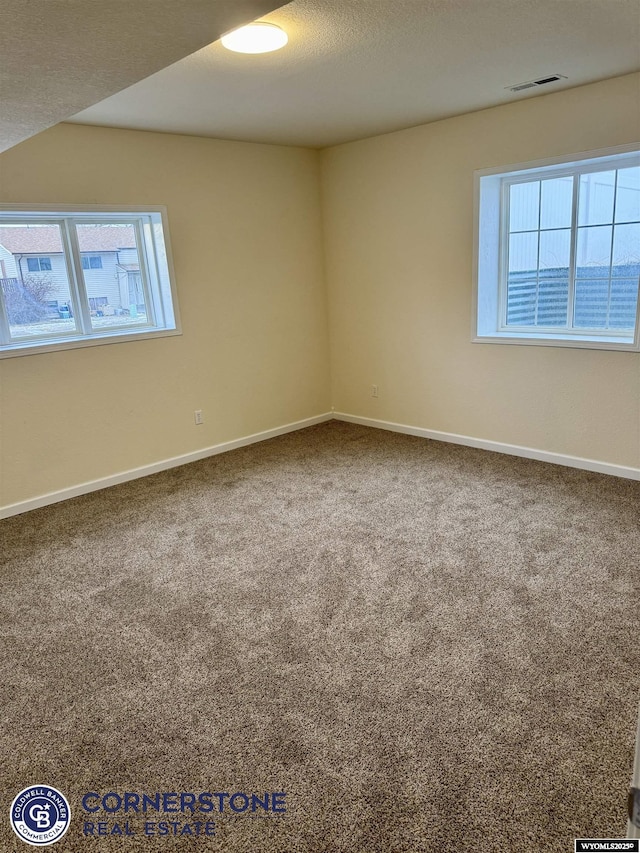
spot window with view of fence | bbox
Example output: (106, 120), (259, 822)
(504, 166), (640, 332)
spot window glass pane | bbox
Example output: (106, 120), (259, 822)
(0, 223), (79, 340)
(574, 279), (610, 329)
(537, 278), (569, 326)
(540, 176), (573, 230)
(506, 276), (537, 326)
(608, 279), (639, 329)
(509, 181), (539, 232)
(578, 170), (615, 226)
(508, 230), (538, 276)
(81, 256), (90, 269)
(75, 223), (150, 330)
(576, 225), (612, 278)
(539, 228), (570, 273)
(611, 222), (640, 275)
(615, 166), (640, 223)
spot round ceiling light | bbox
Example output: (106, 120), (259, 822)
(221, 22), (288, 54)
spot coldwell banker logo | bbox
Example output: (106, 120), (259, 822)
(10, 785), (71, 846)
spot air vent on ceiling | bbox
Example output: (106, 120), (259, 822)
(507, 74), (567, 93)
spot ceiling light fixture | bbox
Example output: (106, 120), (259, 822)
(221, 22), (288, 54)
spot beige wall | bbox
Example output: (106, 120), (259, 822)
(321, 73), (640, 469)
(0, 124), (331, 509)
(1, 74), (639, 512)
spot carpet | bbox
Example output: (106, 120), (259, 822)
(1, 421), (638, 851)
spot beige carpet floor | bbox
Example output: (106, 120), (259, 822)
(1, 421), (638, 852)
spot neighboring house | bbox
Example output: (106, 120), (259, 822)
(0, 225), (144, 317)
(0, 241), (15, 280)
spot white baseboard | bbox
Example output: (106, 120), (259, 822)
(3, 410), (638, 518)
(333, 412), (640, 481)
(0, 413), (333, 519)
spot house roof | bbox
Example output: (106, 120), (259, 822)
(0, 225), (136, 254)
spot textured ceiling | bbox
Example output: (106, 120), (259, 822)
(0, 0), (287, 153)
(68, 0), (640, 148)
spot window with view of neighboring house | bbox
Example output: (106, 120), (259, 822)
(26, 256), (52, 272)
(474, 145), (640, 351)
(0, 206), (180, 357)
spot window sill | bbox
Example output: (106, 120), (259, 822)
(0, 326), (181, 359)
(473, 332), (639, 352)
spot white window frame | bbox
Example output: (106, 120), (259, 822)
(26, 256), (52, 272)
(81, 255), (103, 270)
(0, 204), (181, 358)
(473, 143), (640, 351)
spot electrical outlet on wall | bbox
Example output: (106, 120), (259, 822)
(371, 384), (379, 398)
(194, 410), (204, 425)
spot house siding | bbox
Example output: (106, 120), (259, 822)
(13, 252), (127, 312)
